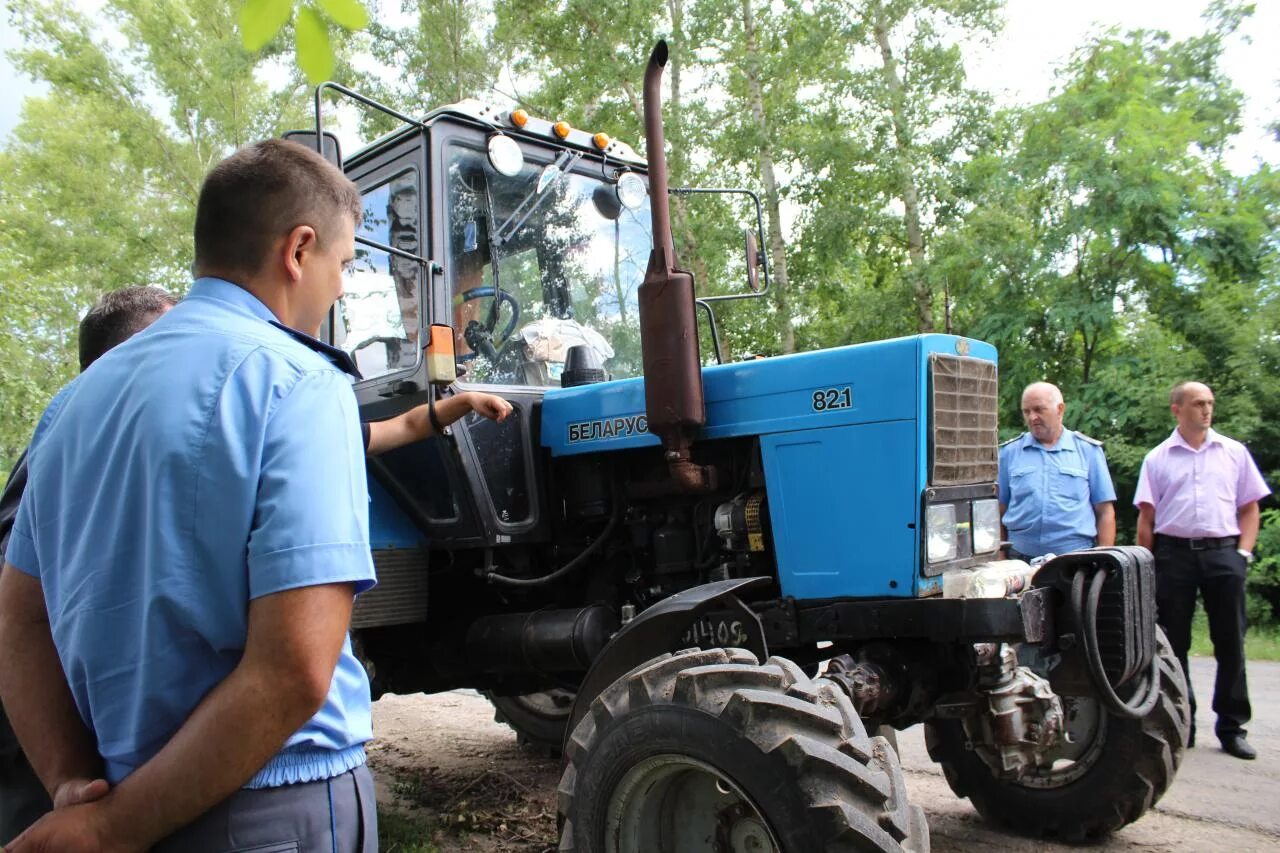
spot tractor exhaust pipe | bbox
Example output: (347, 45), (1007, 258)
(640, 40), (716, 493)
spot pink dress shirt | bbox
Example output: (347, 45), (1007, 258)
(1134, 428), (1270, 538)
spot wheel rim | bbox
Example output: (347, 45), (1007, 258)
(605, 754), (781, 853)
(1018, 694), (1108, 788)
(509, 688), (574, 720)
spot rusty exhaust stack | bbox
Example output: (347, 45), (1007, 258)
(639, 40), (715, 493)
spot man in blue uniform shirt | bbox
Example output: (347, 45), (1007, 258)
(0, 139), (380, 851)
(0, 286), (177, 844)
(998, 382), (1117, 560)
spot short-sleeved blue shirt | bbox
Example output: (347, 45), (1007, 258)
(997, 429), (1116, 559)
(5, 277), (377, 788)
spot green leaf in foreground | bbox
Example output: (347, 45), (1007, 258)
(315, 0), (370, 31)
(295, 5), (334, 83)
(238, 0), (293, 51)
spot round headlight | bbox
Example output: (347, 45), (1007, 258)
(487, 134), (524, 177)
(615, 172), (647, 210)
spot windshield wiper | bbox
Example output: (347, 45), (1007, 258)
(495, 150), (583, 246)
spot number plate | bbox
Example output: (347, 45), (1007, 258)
(681, 617), (751, 648)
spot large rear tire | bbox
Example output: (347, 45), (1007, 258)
(558, 647), (929, 852)
(924, 628), (1189, 841)
(486, 689), (575, 757)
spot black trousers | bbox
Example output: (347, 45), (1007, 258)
(1154, 538), (1251, 739)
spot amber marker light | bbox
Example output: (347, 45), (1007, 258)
(425, 324), (458, 385)
(510, 109), (529, 128)
(593, 132), (611, 149)
(553, 121), (572, 139)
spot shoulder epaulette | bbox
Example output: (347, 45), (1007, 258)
(269, 320), (363, 380)
(1074, 430), (1103, 447)
(999, 434), (1023, 448)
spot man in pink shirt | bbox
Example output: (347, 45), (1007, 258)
(1135, 381), (1270, 760)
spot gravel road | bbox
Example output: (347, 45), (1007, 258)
(370, 656), (1280, 852)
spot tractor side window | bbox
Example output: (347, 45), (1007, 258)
(337, 169), (421, 381)
(444, 142), (651, 387)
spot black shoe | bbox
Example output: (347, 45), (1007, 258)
(1220, 735), (1256, 760)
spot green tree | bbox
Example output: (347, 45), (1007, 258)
(0, 0), (318, 467)
(364, 0), (497, 112)
(791, 0), (1000, 344)
(941, 3), (1278, 545)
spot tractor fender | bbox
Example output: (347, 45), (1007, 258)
(565, 576), (771, 741)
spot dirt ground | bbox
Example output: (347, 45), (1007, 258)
(369, 656), (1280, 852)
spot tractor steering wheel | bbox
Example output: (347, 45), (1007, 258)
(457, 287), (520, 361)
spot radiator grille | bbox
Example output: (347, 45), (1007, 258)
(352, 548), (428, 629)
(929, 354), (998, 485)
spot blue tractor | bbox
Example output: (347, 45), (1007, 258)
(295, 41), (1187, 852)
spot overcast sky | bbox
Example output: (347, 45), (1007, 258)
(1, 0), (1276, 170)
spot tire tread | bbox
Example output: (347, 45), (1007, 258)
(559, 647), (929, 853)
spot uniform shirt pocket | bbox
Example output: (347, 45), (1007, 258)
(1004, 467), (1039, 529)
(1053, 466), (1089, 509)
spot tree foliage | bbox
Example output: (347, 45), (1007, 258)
(2, 0), (1278, 620)
(239, 0), (370, 83)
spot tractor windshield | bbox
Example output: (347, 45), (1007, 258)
(444, 140), (652, 387)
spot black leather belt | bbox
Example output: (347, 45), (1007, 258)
(1156, 535), (1237, 550)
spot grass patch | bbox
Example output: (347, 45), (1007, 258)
(378, 808), (440, 853)
(1188, 608), (1280, 661)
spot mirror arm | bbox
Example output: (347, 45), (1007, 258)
(695, 299), (723, 365)
(668, 186), (771, 301)
(355, 235), (439, 273)
(314, 82), (425, 147)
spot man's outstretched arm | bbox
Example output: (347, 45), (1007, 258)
(365, 390), (512, 455)
(4, 581), (355, 853)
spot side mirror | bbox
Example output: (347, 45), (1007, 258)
(282, 130), (343, 168)
(744, 229), (762, 293)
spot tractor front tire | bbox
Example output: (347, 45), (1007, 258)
(558, 647), (929, 853)
(924, 628), (1189, 841)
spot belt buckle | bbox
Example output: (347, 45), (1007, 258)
(1188, 538), (1206, 550)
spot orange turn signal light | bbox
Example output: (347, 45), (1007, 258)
(592, 132), (611, 149)
(510, 109), (529, 128)
(426, 323), (458, 385)
(553, 121), (572, 139)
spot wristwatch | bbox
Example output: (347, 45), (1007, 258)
(1237, 548), (1254, 564)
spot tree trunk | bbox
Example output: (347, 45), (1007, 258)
(741, 0), (795, 353)
(871, 0), (933, 333)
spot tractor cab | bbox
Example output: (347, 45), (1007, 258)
(293, 95), (653, 404)
(287, 93), (659, 562)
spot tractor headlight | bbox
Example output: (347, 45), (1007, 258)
(971, 498), (1000, 554)
(926, 503), (958, 563)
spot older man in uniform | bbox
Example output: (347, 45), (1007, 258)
(998, 382), (1116, 561)
(1136, 381), (1270, 760)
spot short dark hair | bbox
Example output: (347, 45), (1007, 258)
(78, 286), (178, 370)
(193, 138), (361, 280)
